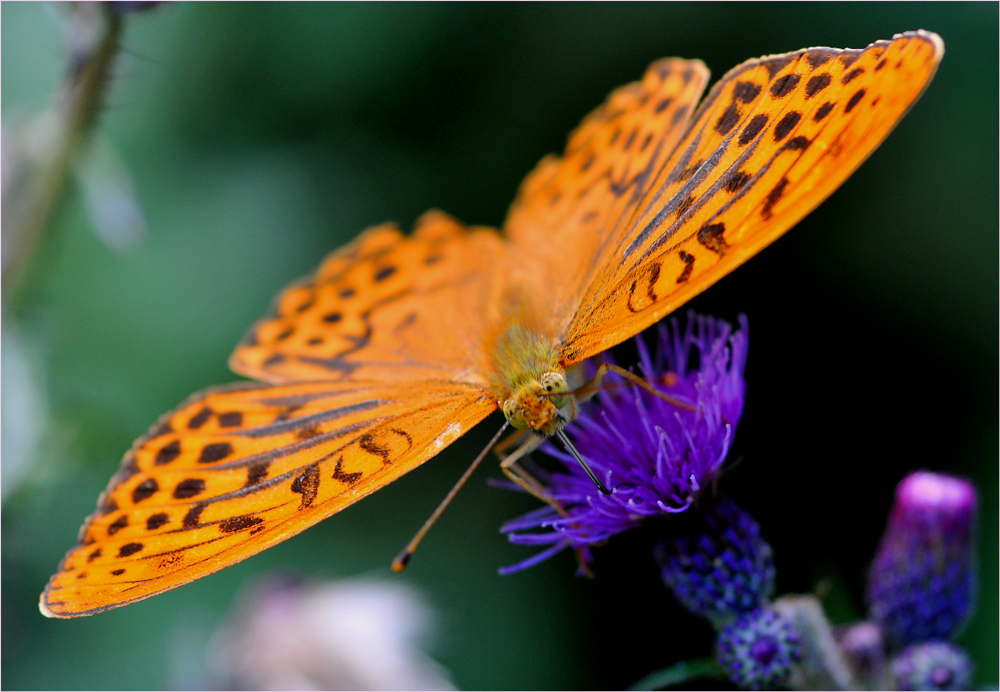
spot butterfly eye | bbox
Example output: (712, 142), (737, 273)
(502, 399), (529, 430)
(540, 372), (570, 410)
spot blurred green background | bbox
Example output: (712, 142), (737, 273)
(3, 3), (996, 689)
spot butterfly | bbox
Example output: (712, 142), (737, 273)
(41, 31), (943, 617)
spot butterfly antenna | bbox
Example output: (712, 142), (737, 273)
(555, 429), (611, 495)
(392, 419), (511, 572)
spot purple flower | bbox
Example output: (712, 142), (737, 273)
(867, 471), (978, 648)
(890, 641), (973, 691)
(654, 494), (775, 626)
(500, 313), (748, 572)
(716, 608), (800, 691)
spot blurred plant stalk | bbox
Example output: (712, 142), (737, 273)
(2, 3), (123, 291)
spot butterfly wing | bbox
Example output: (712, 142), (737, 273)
(503, 58), (710, 333)
(557, 31), (943, 363)
(41, 379), (495, 617)
(231, 210), (508, 385)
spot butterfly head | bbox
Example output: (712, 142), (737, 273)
(501, 371), (571, 436)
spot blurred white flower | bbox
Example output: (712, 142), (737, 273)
(208, 574), (455, 691)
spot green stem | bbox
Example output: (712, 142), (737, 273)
(3, 4), (123, 292)
(630, 657), (728, 691)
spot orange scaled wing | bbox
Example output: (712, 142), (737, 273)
(231, 210), (509, 386)
(559, 31), (943, 363)
(41, 379), (495, 617)
(503, 58), (710, 335)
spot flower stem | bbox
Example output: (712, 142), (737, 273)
(629, 657), (727, 691)
(3, 4), (123, 291)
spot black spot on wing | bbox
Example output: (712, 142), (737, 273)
(623, 128), (638, 151)
(219, 515), (264, 533)
(732, 80), (761, 103)
(676, 250), (695, 284)
(654, 97), (673, 113)
(763, 56), (792, 78)
(841, 67), (864, 84)
(769, 73), (801, 98)
(118, 542), (144, 557)
(373, 266), (397, 282)
(131, 478), (159, 504)
(108, 515), (128, 536)
(714, 105), (740, 135)
(332, 456), (362, 486)
(246, 461), (270, 487)
(218, 411), (243, 428)
(199, 442), (234, 464)
(844, 88), (866, 113)
(783, 136), (809, 151)
(839, 52), (862, 68)
(696, 223), (728, 256)
(155, 440), (181, 466)
(762, 176), (788, 220)
(146, 513), (169, 531)
(813, 102), (834, 122)
(187, 407), (213, 430)
(805, 51), (833, 69)
(183, 503), (206, 528)
(174, 478), (206, 499)
(773, 112), (801, 142)
(723, 170), (751, 193)
(738, 114), (768, 146)
(290, 463), (320, 510)
(805, 74), (831, 98)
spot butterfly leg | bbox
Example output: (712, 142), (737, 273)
(499, 436), (595, 577)
(498, 434), (557, 506)
(575, 363), (694, 411)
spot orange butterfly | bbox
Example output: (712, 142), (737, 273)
(41, 32), (942, 617)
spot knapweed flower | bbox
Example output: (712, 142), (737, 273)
(500, 313), (748, 572)
(867, 471), (978, 648)
(889, 641), (973, 691)
(716, 608), (800, 691)
(654, 494), (775, 626)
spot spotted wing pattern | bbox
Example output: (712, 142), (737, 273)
(231, 210), (508, 386)
(560, 31), (943, 363)
(504, 59), (710, 333)
(40, 379), (494, 617)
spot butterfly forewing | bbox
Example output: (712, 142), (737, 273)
(560, 31), (943, 363)
(41, 380), (494, 617)
(504, 59), (709, 331)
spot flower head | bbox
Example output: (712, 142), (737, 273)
(500, 313), (748, 572)
(654, 493), (775, 626)
(889, 641), (973, 691)
(716, 607), (800, 691)
(867, 471), (978, 648)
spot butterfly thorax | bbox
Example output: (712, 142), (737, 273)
(488, 321), (571, 437)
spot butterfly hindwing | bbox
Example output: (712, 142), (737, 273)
(40, 379), (495, 617)
(560, 31), (943, 363)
